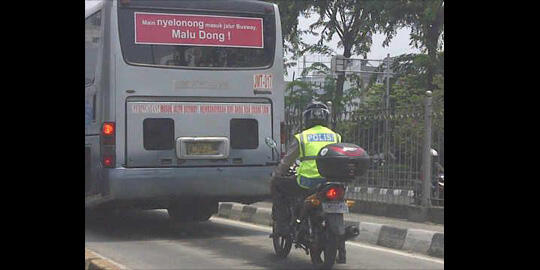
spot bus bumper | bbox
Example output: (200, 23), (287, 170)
(106, 166), (273, 201)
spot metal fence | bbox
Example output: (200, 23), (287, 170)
(284, 95), (444, 208)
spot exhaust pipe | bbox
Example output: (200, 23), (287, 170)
(344, 225), (359, 241)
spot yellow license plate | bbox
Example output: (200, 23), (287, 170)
(186, 142), (220, 155)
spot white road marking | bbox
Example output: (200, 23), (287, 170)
(211, 216), (444, 265)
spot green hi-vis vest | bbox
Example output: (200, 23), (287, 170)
(294, 125), (341, 188)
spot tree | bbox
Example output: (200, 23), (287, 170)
(381, 0), (444, 92)
(284, 80), (319, 121)
(306, 0), (387, 127)
(268, 0), (315, 75)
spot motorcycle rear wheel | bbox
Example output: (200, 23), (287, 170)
(272, 223), (293, 258)
(310, 231), (338, 270)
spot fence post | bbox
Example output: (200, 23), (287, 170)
(422, 91), (433, 208)
(383, 54), (391, 187)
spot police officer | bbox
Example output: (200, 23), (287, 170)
(270, 101), (347, 264)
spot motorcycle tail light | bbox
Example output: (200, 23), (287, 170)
(326, 187), (345, 200)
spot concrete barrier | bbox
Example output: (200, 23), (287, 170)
(217, 202), (443, 258)
(348, 199), (444, 224)
(85, 248), (125, 270)
(403, 229), (437, 254)
(357, 222), (383, 245)
(377, 225), (408, 249)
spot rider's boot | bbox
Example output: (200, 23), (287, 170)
(336, 241), (346, 264)
(336, 249), (346, 264)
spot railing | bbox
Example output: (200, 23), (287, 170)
(284, 93), (444, 208)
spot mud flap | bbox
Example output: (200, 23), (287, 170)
(325, 213), (345, 236)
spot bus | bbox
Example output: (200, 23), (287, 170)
(85, 0), (284, 222)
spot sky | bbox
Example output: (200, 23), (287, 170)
(285, 14), (420, 81)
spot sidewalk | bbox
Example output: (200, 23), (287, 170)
(217, 201), (444, 258)
(252, 201), (443, 232)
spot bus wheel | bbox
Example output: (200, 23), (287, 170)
(167, 200), (217, 222)
(167, 201), (195, 222)
(193, 201), (218, 222)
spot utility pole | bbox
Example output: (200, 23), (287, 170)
(385, 54), (390, 115)
(302, 56), (306, 79)
(422, 91), (433, 208)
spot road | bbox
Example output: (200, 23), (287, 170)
(85, 209), (444, 270)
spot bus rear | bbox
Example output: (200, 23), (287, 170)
(92, 0), (284, 219)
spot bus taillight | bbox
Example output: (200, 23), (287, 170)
(102, 122), (115, 136)
(103, 156), (115, 167)
(101, 122), (116, 167)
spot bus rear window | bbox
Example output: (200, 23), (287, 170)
(117, 6), (275, 69)
(230, 119), (258, 149)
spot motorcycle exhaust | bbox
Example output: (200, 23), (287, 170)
(344, 225), (360, 241)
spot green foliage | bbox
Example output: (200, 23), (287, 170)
(279, 1), (445, 185)
(267, 0), (314, 56)
(284, 80), (320, 119)
(302, 1), (391, 122)
(267, 0), (318, 75)
(300, 61), (331, 77)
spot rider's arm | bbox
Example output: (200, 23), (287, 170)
(272, 138), (300, 177)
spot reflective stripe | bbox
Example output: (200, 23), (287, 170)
(298, 176), (326, 189)
(299, 132), (306, 157)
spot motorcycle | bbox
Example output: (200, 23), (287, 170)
(414, 149), (444, 206)
(266, 139), (370, 269)
(431, 170), (444, 206)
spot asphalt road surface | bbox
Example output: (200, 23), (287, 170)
(85, 209), (444, 270)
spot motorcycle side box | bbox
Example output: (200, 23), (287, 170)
(316, 143), (370, 181)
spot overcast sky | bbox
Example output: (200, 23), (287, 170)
(285, 14), (420, 81)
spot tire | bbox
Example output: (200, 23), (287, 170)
(167, 203), (194, 222)
(310, 230), (338, 270)
(193, 201), (218, 222)
(168, 201), (218, 222)
(86, 207), (117, 221)
(272, 222), (293, 258)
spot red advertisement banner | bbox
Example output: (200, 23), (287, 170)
(134, 12), (264, 48)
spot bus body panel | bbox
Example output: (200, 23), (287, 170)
(108, 166), (272, 200)
(86, 0), (284, 209)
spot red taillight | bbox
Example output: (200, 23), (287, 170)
(102, 122), (115, 136)
(101, 121), (116, 167)
(326, 187), (345, 200)
(103, 156), (115, 168)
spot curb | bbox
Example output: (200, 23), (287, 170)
(85, 248), (126, 270)
(216, 202), (443, 258)
(347, 199), (444, 224)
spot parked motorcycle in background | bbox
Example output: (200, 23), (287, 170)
(432, 154), (444, 206)
(414, 148), (444, 206)
(266, 139), (370, 270)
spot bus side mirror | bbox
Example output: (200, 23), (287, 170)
(265, 137), (277, 149)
